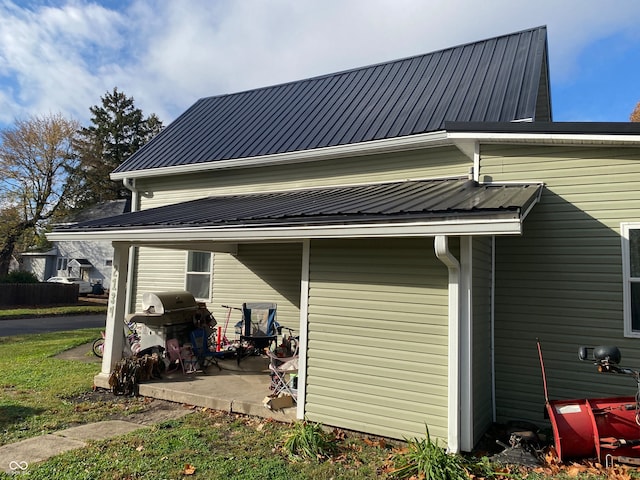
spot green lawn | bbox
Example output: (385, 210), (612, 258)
(0, 330), (623, 479)
(0, 330), (394, 479)
(0, 304), (107, 319)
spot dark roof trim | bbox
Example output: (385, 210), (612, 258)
(445, 121), (640, 135)
(48, 178), (542, 242)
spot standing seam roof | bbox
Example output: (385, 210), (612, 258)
(55, 178), (542, 232)
(114, 26), (549, 175)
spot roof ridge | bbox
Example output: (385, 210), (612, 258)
(196, 26), (548, 103)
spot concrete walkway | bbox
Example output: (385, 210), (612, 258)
(1, 406), (193, 474)
(1, 344), (297, 474)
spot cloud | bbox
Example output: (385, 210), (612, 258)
(0, 0), (639, 127)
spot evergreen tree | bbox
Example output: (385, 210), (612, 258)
(71, 87), (163, 206)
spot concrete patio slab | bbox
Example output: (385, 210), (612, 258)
(93, 355), (298, 423)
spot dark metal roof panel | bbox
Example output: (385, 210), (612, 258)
(444, 121), (640, 135)
(54, 178), (542, 232)
(114, 27), (549, 175)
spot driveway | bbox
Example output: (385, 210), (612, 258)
(0, 314), (105, 337)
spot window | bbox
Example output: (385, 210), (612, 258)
(186, 251), (212, 300)
(105, 259), (113, 267)
(56, 257), (68, 271)
(622, 223), (640, 337)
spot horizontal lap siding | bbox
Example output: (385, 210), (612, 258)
(137, 147), (470, 207)
(133, 247), (187, 310)
(133, 244), (302, 328)
(481, 145), (640, 426)
(210, 243), (302, 331)
(305, 238), (449, 441)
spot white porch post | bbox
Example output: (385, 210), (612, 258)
(296, 239), (310, 420)
(97, 242), (130, 381)
(459, 236), (473, 452)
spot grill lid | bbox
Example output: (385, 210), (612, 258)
(141, 291), (198, 315)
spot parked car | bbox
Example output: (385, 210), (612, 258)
(46, 276), (92, 294)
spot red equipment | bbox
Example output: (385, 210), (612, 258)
(538, 341), (640, 462)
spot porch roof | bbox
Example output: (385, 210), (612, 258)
(48, 178), (542, 243)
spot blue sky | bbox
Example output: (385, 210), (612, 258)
(0, 0), (638, 129)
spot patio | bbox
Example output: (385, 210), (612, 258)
(94, 354), (298, 423)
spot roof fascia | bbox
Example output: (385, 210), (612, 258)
(47, 217), (524, 243)
(448, 131), (640, 147)
(110, 131), (451, 181)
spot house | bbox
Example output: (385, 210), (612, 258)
(25, 199), (129, 285)
(48, 26), (640, 453)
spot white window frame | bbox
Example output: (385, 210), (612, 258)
(185, 251), (212, 301)
(621, 222), (640, 338)
(56, 257), (68, 272)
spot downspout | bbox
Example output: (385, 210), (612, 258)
(122, 178), (138, 314)
(491, 236), (496, 423)
(434, 235), (460, 454)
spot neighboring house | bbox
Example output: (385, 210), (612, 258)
(48, 26), (640, 453)
(26, 200), (129, 285)
(20, 248), (58, 280)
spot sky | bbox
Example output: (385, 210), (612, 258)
(0, 0), (639, 130)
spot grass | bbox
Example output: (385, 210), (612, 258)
(0, 304), (107, 319)
(9, 413), (393, 479)
(0, 329), (150, 446)
(0, 330), (393, 479)
(283, 419), (338, 461)
(390, 425), (467, 480)
(0, 329), (631, 479)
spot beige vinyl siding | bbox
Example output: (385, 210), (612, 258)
(133, 244), (302, 330)
(209, 243), (302, 331)
(304, 238), (450, 441)
(136, 146), (470, 209)
(132, 247), (188, 310)
(472, 236), (493, 445)
(480, 145), (640, 425)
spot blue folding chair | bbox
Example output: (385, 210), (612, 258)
(189, 328), (223, 371)
(236, 302), (279, 364)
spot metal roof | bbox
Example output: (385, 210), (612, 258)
(114, 26), (550, 175)
(53, 178), (542, 233)
(445, 121), (640, 135)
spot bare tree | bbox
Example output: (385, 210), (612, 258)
(0, 113), (80, 275)
(631, 101), (640, 122)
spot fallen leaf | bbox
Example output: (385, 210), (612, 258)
(135, 445), (144, 452)
(183, 464), (196, 475)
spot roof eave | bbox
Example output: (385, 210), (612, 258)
(110, 131), (451, 181)
(46, 216), (525, 243)
(445, 122), (640, 146)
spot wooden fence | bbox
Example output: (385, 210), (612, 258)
(0, 283), (79, 307)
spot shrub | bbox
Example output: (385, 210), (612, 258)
(0, 270), (39, 283)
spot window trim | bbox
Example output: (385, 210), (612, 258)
(621, 222), (640, 338)
(184, 250), (212, 301)
(57, 257), (68, 272)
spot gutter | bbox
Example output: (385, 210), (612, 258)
(110, 131), (451, 181)
(434, 235), (460, 454)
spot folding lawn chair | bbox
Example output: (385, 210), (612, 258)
(189, 328), (223, 371)
(236, 302), (279, 364)
(166, 338), (186, 374)
(267, 351), (299, 403)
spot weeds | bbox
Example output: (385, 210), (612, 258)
(391, 425), (467, 480)
(282, 420), (338, 461)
